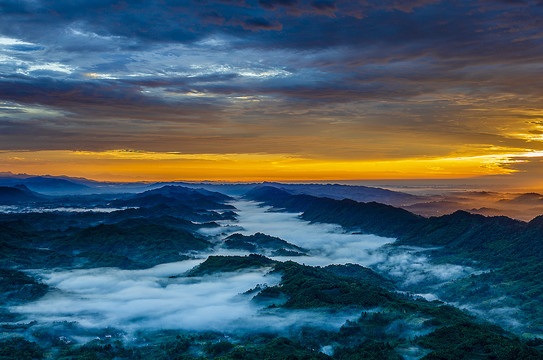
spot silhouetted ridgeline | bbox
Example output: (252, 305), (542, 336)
(261, 182), (422, 206)
(110, 185), (234, 210)
(0, 185), (44, 205)
(0, 176), (90, 195)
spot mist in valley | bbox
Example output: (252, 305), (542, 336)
(9, 198), (490, 341)
(15, 262), (359, 334)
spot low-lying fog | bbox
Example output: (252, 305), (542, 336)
(0, 205), (131, 213)
(14, 199), (475, 336)
(212, 200), (393, 266)
(15, 262), (359, 335)
(215, 200), (475, 290)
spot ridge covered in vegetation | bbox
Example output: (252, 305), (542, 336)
(246, 186), (543, 335)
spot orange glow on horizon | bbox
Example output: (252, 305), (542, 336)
(1, 149), (538, 183)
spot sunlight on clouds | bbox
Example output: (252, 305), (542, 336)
(238, 69), (291, 78)
(0, 102), (65, 117)
(189, 64), (291, 79)
(17, 62), (73, 75)
(83, 72), (118, 79)
(69, 28), (122, 40)
(71, 150), (301, 162)
(0, 36), (34, 46)
(2, 0), (543, 191)
(163, 90), (210, 97)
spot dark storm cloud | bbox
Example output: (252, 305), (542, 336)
(239, 17), (283, 30)
(0, 1), (539, 68)
(310, 0), (336, 12)
(0, 0), (538, 52)
(259, 0), (298, 10)
(0, 77), (152, 110)
(0, 75), (226, 126)
(199, 11), (227, 25)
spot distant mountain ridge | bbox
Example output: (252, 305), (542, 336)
(158, 181), (422, 206)
(4, 173), (543, 221)
(0, 176), (89, 195)
(110, 185), (234, 210)
(262, 182), (422, 206)
(0, 185), (44, 204)
(0, 173), (425, 204)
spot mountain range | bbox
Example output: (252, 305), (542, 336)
(0, 179), (542, 359)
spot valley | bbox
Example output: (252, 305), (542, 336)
(0, 181), (542, 359)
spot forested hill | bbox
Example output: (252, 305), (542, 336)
(110, 185), (234, 210)
(245, 186), (543, 268)
(0, 185), (44, 204)
(246, 186), (543, 334)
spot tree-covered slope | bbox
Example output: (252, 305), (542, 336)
(245, 186), (543, 335)
(0, 269), (48, 302)
(186, 255), (543, 360)
(50, 223), (211, 266)
(245, 186), (543, 267)
(110, 185), (234, 210)
(186, 254), (276, 276)
(224, 232), (307, 255)
(0, 185), (44, 205)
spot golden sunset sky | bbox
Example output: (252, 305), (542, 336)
(2, 1), (543, 189)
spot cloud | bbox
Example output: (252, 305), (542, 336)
(374, 247), (475, 288)
(259, 0), (299, 10)
(310, 0), (336, 14)
(2, 0), (543, 175)
(14, 260), (358, 334)
(238, 17), (283, 31)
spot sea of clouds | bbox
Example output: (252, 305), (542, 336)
(13, 199), (475, 335)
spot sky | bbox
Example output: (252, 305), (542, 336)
(1, 0), (543, 186)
